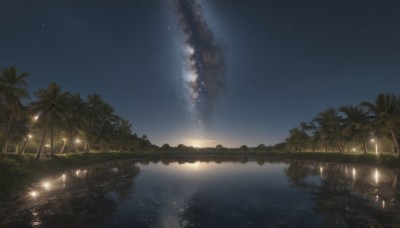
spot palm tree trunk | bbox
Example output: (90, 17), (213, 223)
(85, 141), (91, 153)
(392, 173), (397, 189)
(36, 127), (47, 160)
(63, 135), (73, 153)
(391, 129), (400, 156)
(0, 111), (12, 155)
(17, 138), (28, 157)
(4, 141), (9, 154)
(337, 137), (343, 153)
(362, 135), (367, 155)
(60, 141), (67, 154)
(50, 110), (54, 156)
(84, 120), (95, 153)
(322, 139), (327, 153)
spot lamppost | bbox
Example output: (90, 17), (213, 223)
(371, 138), (378, 155)
(75, 138), (81, 152)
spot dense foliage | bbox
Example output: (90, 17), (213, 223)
(0, 65), (155, 159)
(285, 93), (400, 155)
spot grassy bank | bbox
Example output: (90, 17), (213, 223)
(1, 151), (400, 202)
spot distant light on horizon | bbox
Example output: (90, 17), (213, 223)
(183, 138), (219, 148)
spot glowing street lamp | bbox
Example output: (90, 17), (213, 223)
(29, 191), (38, 198)
(371, 138), (378, 155)
(42, 181), (52, 190)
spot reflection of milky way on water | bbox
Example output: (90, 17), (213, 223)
(1, 158), (400, 227)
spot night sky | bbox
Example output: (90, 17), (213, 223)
(1, 0), (400, 147)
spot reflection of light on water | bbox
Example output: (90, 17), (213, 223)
(31, 209), (42, 227)
(111, 167), (119, 173)
(184, 162), (201, 170)
(352, 168), (356, 180)
(320, 166), (323, 176)
(375, 169), (379, 184)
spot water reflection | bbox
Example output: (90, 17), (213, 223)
(2, 157), (400, 227)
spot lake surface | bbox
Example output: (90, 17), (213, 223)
(2, 157), (400, 227)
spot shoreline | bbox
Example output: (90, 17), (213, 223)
(1, 151), (399, 203)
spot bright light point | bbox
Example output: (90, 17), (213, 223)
(62, 138), (67, 142)
(33, 115), (39, 121)
(382, 200), (386, 208)
(30, 191), (38, 198)
(352, 147), (356, 152)
(75, 139), (81, 143)
(62, 174), (66, 181)
(45, 144), (50, 148)
(42, 181), (51, 190)
(371, 138), (375, 142)
(76, 170), (80, 176)
(28, 134), (33, 139)
(352, 168), (356, 179)
(320, 166), (323, 173)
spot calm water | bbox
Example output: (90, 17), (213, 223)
(2, 157), (400, 227)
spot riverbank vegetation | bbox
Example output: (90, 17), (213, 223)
(1, 65), (400, 202)
(0, 65), (155, 161)
(284, 93), (400, 156)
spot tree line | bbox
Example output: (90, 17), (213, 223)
(285, 93), (400, 155)
(0, 65), (154, 159)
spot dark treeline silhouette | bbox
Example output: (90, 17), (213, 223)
(285, 93), (400, 155)
(0, 65), (155, 159)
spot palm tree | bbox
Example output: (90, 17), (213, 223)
(0, 65), (30, 155)
(61, 93), (88, 153)
(286, 127), (310, 152)
(361, 93), (400, 155)
(339, 105), (371, 154)
(313, 108), (344, 153)
(30, 83), (68, 159)
(84, 94), (115, 153)
(116, 118), (132, 152)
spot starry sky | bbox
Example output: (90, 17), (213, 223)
(1, 0), (400, 148)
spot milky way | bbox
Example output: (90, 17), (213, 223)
(175, 0), (225, 127)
